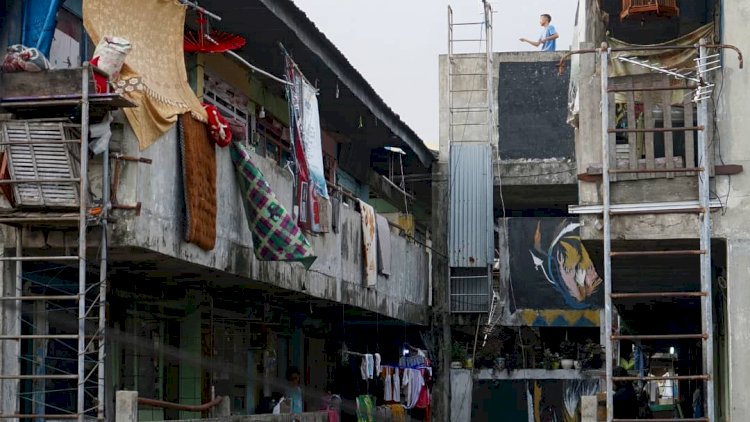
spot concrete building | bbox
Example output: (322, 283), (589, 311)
(436, 31), (592, 420)
(0, 0), (434, 420)
(440, 1), (748, 421)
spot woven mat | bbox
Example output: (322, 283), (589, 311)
(178, 113), (216, 251)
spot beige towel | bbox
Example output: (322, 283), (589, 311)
(359, 200), (377, 287)
(83, 0), (207, 150)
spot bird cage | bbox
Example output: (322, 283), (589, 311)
(621, 0), (679, 21)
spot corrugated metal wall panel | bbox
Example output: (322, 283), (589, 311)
(448, 143), (494, 267)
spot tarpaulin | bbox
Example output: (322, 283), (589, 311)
(22, 0), (63, 56)
(83, 0), (208, 150)
(608, 23), (715, 78)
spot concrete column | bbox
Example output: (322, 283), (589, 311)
(115, 391), (138, 422)
(0, 242), (19, 417)
(450, 369), (473, 422)
(727, 238), (750, 421)
(210, 396), (231, 417)
(430, 162), (450, 421)
(581, 395), (597, 422)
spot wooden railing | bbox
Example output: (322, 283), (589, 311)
(605, 74), (708, 182)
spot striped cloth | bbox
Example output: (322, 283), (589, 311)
(230, 142), (316, 269)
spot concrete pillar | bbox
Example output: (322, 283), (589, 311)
(431, 162), (451, 421)
(727, 238), (750, 421)
(0, 242), (19, 417)
(581, 395), (597, 422)
(450, 369), (473, 422)
(115, 391), (138, 422)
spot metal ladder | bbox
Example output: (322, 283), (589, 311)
(0, 64), (108, 421)
(599, 40), (723, 422)
(447, 2), (494, 146)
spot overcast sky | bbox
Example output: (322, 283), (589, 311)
(291, 0), (578, 149)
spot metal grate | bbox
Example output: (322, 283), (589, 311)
(450, 267), (491, 313)
(1, 121), (80, 208)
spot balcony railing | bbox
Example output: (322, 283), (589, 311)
(604, 74), (708, 182)
(621, 0), (679, 21)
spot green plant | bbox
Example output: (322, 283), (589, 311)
(451, 341), (468, 362)
(559, 339), (578, 359)
(580, 339), (604, 369)
(542, 348), (561, 370)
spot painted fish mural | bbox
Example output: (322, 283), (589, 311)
(529, 221), (602, 309)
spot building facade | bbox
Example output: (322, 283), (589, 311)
(0, 0), (435, 420)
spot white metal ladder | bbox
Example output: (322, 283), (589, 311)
(599, 40), (736, 422)
(0, 64), (108, 422)
(447, 2), (494, 147)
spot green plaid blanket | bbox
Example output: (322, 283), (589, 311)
(230, 142), (316, 269)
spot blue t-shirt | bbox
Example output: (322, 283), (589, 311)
(540, 25), (557, 51)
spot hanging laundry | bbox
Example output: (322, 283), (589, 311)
(178, 113), (216, 251)
(360, 356), (368, 381)
(331, 190), (342, 233)
(383, 367), (393, 402)
(390, 404), (406, 422)
(360, 200), (377, 287)
(203, 104), (232, 147)
(376, 215), (392, 276)
(365, 354), (375, 379)
(83, 0), (208, 150)
(375, 353), (382, 376)
(230, 142), (316, 268)
(356, 395), (375, 422)
(402, 368), (424, 409)
(393, 368), (401, 402)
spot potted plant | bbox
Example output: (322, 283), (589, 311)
(477, 337), (504, 369)
(451, 341), (467, 369)
(559, 337), (577, 370)
(543, 348), (561, 370)
(580, 339), (604, 369)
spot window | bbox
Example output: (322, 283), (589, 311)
(203, 72), (250, 144)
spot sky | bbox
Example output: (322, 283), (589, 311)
(291, 0), (579, 149)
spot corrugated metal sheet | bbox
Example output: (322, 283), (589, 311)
(449, 143), (494, 267)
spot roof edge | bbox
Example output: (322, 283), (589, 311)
(258, 0), (434, 167)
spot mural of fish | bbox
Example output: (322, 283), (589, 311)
(529, 221), (602, 309)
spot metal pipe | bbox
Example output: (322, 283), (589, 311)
(224, 50), (292, 86)
(98, 108), (110, 421)
(136, 396), (223, 412)
(77, 63), (90, 422)
(558, 43), (744, 75)
(613, 375), (709, 382)
(608, 85), (698, 92)
(612, 334), (707, 340)
(610, 250), (705, 257)
(609, 167), (703, 174)
(607, 126), (703, 133)
(611, 292), (707, 299)
(0, 375), (77, 380)
(600, 44), (614, 422)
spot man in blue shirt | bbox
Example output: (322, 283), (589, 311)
(520, 14), (559, 51)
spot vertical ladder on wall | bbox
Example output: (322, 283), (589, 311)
(446, 2), (496, 314)
(600, 41), (717, 422)
(447, 2), (494, 147)
(0, 64), (108, 422)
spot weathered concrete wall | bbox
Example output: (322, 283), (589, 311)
(108, 121), (429, 325)
(715, 3), (750, 420)
(439, 52), (576, 183)
(497, 52), (574, 160)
